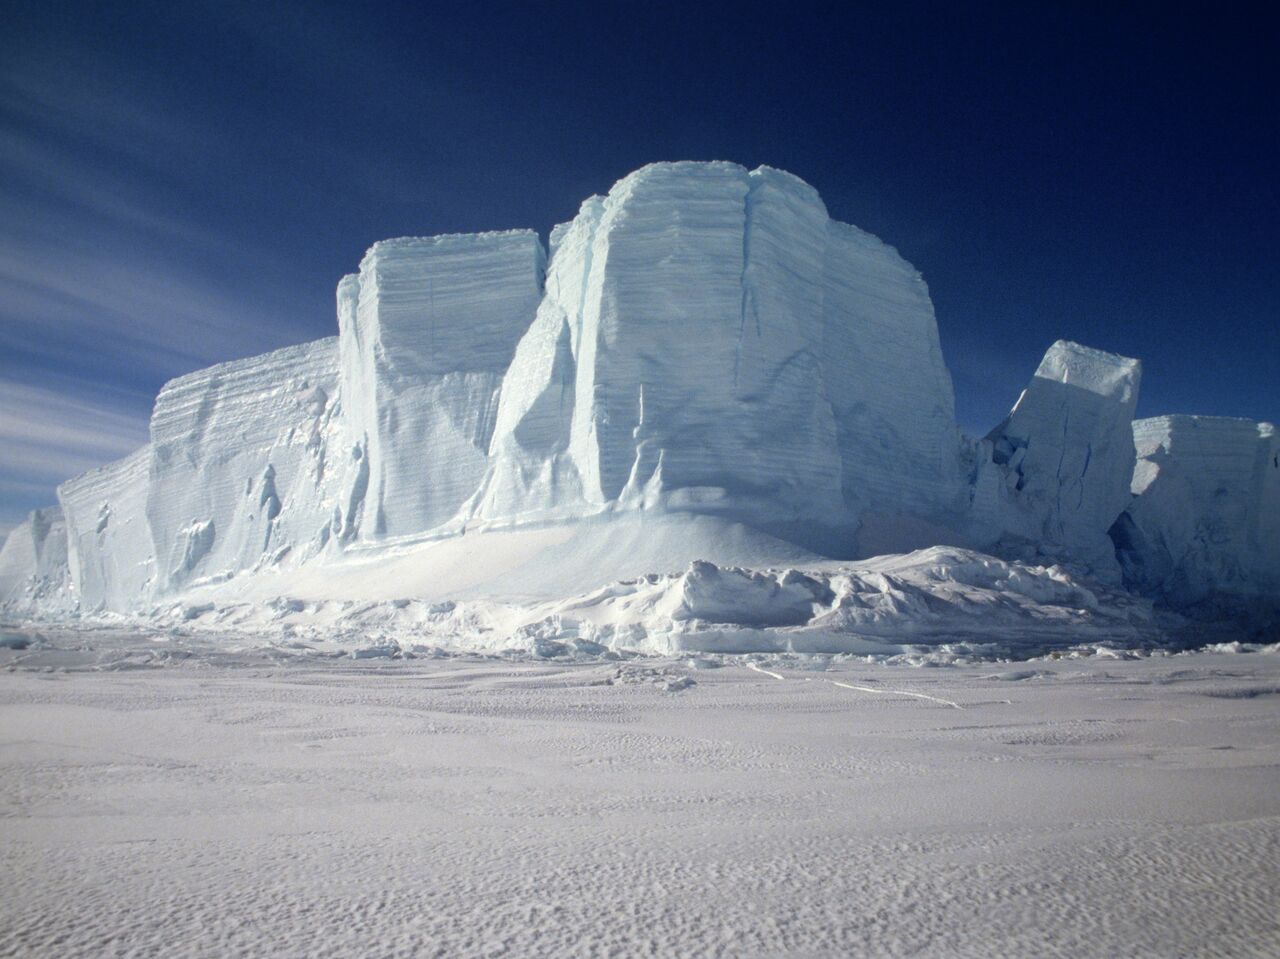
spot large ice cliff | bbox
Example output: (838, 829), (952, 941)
(340, 232), (545, 541)
(3, 161), (1274, 633)
(471, 163), (959, 538)
(59, 447), (152, 613)
(144, 338), (344, 595)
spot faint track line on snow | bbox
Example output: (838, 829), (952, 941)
(745, 662), (785, 681)
(745, 660), (962, 708)
(826, 679), (963, 709)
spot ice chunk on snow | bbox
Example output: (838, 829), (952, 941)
(970, 340), (1140, 574)
(1110, 416), (1280, 611)
(130, 541), (1157, 657)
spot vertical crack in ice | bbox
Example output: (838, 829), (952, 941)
(1079, 442), (1093, 510)
(734, 178), (756, 390)
(1055, 404), (1071, 535)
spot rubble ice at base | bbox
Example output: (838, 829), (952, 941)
(2, 161), (1276, 654)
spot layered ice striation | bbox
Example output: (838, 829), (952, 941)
(1110, 416), (1280, 611)
(146, 338), (344, 593)
(472, 162), (958, 541)
(823, 219), (963, 533)
(58, 446), (153, 613)
(340, 232), (545, 540)
(970, 340), (1141, 575)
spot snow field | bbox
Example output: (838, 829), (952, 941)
(2, 641), (1277, 957)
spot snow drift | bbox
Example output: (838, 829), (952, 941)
(155, 544), (1158, 660)
(3, 161), (1275, 650)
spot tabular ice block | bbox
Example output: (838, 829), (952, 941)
(339, 232), (546, 540)
(1111, 416), (1280, 607)
(971, 340), (1141, 572)
(58, 446), (153, 613)
(0, 507), (70, 611)
(146, 338), (343, 593)
(473, 162), (958, 537)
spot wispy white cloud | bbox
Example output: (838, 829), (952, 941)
(0, 379), (151, 479)
(0, 377), (151, 530)
(0, 42), (340, 531)
(2, 43), (234, 174)
(1, 43), (328, 367)
(0, 124), (231, 251)
(0, 223), (311, 373)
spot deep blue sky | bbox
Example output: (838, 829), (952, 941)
(2, 1), (1276, 534)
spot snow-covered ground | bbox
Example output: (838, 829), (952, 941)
(2, 630), (1277, 957)
(41, 540), (1165, 662)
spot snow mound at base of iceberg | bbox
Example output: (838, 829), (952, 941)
(175, 511), (823, 606)
(136, 544), (1158, 659)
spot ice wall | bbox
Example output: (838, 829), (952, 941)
(970, 340), (1141, 572)
(58, 446), (153, 612)
(1110, 416), (1280, 608)
(146, 338), (343, 593)
(823, 220), (962, 527)
(339, 232), (545, 540)
(473, 161), (958, 538)
(0, 507), (70, 611)
(468, 201), (605, 522)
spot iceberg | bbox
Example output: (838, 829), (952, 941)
(145, 338), (343, 593)
(472, 162), (959, 546)
(2, 161), (1272, 643)
(58, 446), (152, 613)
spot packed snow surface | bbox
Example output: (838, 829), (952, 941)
(157, 541), (1159, 660)
(2, 636), (1277, 957)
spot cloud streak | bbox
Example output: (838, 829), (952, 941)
(0, 42), (339, 528)
(0, 377), (152, 531)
